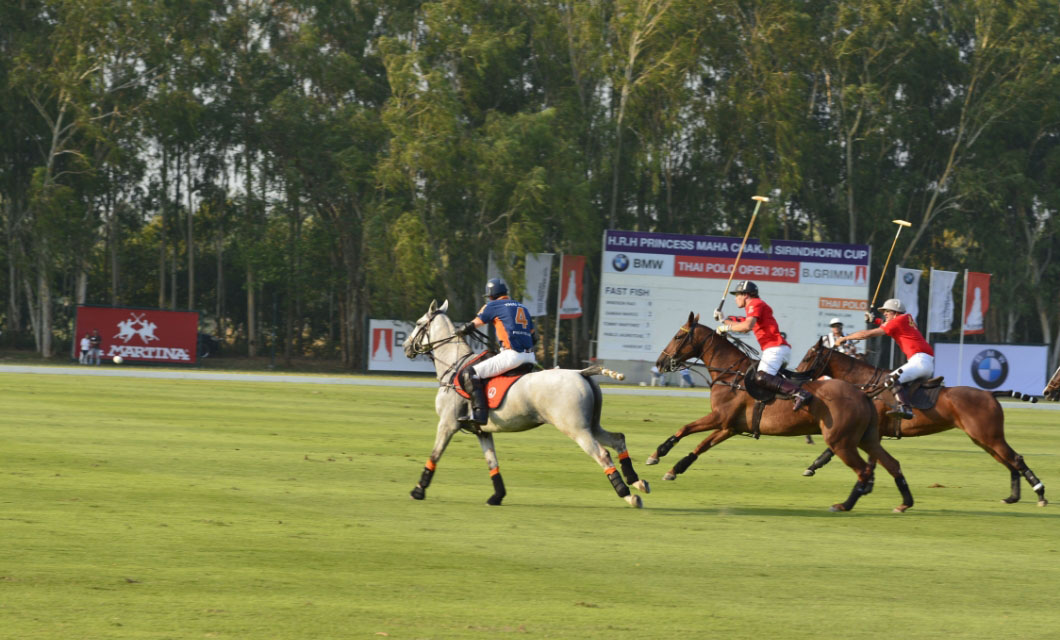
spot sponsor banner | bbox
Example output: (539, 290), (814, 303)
(368, 319), (435, 372)
(963, 271), (990, 335)
(76, 305), (198, 364)
(799, 262), (869, 286)
(604, 230), (870, 266)
(603, 251), (674, 275)
(895, 266), (921, 321)
(927, 268), (959, 333)
(818, 298), (868, 312)
(522, 252), (553, 317)
(559, 255), (586, 319)
(674, 256), (799, 283)
(933, 343), (1046, 395)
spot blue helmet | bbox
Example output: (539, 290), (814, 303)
(484, 278), (508, 299)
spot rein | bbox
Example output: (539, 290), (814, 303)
(804, 345), (891, 395)
(407, 310), (486, 386)
(662, 324), (751, 391)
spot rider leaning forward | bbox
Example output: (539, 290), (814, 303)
(836, 298), (935, 420)
(715, 280), (813, 411)
(455, 278), (537, 424)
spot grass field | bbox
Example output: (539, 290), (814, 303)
(2, 372), (1058, 639)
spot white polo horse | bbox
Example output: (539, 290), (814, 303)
(402, 300), (649, 507)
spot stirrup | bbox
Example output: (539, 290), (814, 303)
(887, 405), (913, 420)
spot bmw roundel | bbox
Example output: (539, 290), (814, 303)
(971, 348), (1008, 389)
(612, 253), (630, 272)
(903, 271), (915, 284)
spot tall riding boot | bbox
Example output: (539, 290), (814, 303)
(460, 369), (489, 424)
(756, 372), (813, 412)
(887, 384), (914, 420)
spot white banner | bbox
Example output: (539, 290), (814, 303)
(522, 253), (553, 317)
(933, 343), (1046, 395)
(927, 269), (958, 333)
(894, 266), (921, 321)
(367, 319), (435, 372)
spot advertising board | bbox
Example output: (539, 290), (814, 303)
(597, 230), (871, 361)
(367, 319), (435, 373)
(75, 305), (199, 364)
(932, 343), (1046, 396)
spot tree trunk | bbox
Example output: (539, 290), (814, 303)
(187, 152), (194, 310)
(38, 265), (52, 358)
(247, 267), (256, 357)
(216, 231), (224, 342)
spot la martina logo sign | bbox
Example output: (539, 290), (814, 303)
(106, 311), (192, 361)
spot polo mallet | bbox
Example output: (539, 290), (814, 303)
(868, 219), (913, 311)
(714, 195), (769, 321)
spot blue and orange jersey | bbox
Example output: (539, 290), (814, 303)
(476, 297), (535, 352)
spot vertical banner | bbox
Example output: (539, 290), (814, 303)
(927, 269), (958, 334)
(559, 255), (586, 319)
(964, 271), (990, 335)
(522, 253), (554, 317)
(894, 266), (921, 321)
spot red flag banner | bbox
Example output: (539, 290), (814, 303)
(75, 305), (199, 363)
(559, 255), (586, 319)
(964, 272), (990, 335)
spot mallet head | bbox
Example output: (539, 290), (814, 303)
(752, 196), (770, 202)
(892, 219), (912, 227)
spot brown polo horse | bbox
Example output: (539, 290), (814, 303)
(797, 339), (1047, 506)
(649, 312), (913, 512)
(1044, 365), (1060, 401)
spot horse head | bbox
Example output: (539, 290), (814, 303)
(656, 311), (705, 372)
(403, 299), (451, 359)
(795, 337), (831, 377)
(1044, 365), (1060, 401)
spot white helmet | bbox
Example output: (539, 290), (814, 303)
(881, 298), (905, 313)
(829, 317), (843, 326)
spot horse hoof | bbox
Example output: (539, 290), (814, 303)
(893, 504), (910, 513)
(829, 503), (847, 512)
(410, 487), (426, 500)
(662, 472), (676, 481)
(486, 495), (504, 506)
(624, 494), (643, 508)
(632, 479), (651, 494)
(645, 455), (659, 466)
(1001, 496), (1019, 504)
(802, 468), (816, 477)
(1039, 499), (1048, 507)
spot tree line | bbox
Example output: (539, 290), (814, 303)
(2, 0), (1059, 369)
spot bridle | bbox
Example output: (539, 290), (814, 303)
(801, 343), (891, 395)
(406, 310), (482, 384)
(659, 323), (753, 389)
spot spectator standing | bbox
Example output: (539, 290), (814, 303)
(88, 329), (102, 365)
(822, 318), (858, 355)
(79, 334), (91, 364)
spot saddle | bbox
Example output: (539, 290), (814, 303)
(741, 365), (813, 439)
(891, 377), (944, 410)
(453, 358), (536, 409)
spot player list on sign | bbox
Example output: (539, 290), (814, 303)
(600, 286), (656, 353)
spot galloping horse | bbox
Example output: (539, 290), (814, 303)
(649, 312), (913, 512)
(403, 300), (650, 507)
(797, 339), (1047, 506)
(1044, 365), (1060, 401)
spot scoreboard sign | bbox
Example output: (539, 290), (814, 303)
(75, 305), (199, 364)
(597, 230), (871, 361)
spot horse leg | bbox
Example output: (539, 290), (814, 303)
(1015, 455), (1047, 507)
(663, 430), (735, 481)
(565, 429), (642, 508)
(476, 433), (506, 506)
(593, 428), (650, 494)
(410, 417), (461, 501)
(802, 448), (835, 476)
(647, 411), (724, 465)
(860, 439), (913, 513)
(822, 433), (876, 512)
(965, 434), (1047, 506)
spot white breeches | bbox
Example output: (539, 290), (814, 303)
(473, 349), (537, 378)
(757, 345), (791, 376)
(894, 352), (934, 384)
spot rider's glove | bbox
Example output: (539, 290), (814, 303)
(716, 324), (730, 335)
(712, 309), (724, 322)
(456, 322), (475, 336)
(864, 309), (876, 323)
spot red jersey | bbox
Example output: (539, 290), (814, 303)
(881, 313), (933, 358)
(734, 298), (789, 350)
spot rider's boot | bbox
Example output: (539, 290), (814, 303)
(887, 384), (914, 420)
(756, 372), (813, 412)
(460, 368), (489, 425)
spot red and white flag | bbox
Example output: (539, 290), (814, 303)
(963, 272), (990, 335)
(559, 255), (586, 319)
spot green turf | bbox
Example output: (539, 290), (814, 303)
(1, 372), (1058, 639)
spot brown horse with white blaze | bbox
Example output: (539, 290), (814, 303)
(649, 312), (913, 512)
(797, 339), (1047, 506)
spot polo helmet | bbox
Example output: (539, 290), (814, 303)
(881, 298), (905, 313)
(730, 280), (759, 296)
(484, 278), (509, 299)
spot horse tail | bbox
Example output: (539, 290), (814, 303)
(584, 374), (604, 430)
(992, 390), (1039, 404)
(579, 365), (625, 381)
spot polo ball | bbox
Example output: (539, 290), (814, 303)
(113, 356), (124, 364)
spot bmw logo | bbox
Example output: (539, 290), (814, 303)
(903, 272), (915, 284)
(970, 349), (1008, 389)
(612, 254), (630, 272)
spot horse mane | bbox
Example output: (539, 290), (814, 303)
(691, 322), (754, 369)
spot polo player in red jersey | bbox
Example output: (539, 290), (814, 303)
(716, 280), (813, 411)
(836, 298), (935, 420)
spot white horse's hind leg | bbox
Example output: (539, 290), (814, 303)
(593, 428), (651, 495)
(563, 427), (643, 508)
(476, 433), (506, 506)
